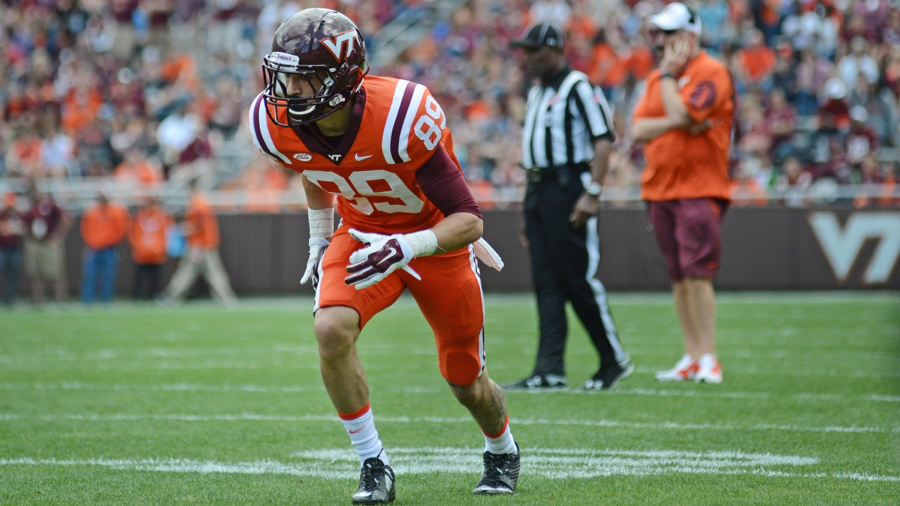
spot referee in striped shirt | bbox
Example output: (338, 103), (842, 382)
(505, 22), (632, 391)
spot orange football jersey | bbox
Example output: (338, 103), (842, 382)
(249, 76), (462, 235)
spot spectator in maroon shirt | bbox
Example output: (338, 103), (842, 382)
(818, 78), (850, 131)
(22, 189), (72, 305)
(845, 106), (878, 169)
(109, 0), (139, 61)
(764, 88), (796, 162)
(776, 155), (813, 207)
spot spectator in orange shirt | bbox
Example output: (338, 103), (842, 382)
(129, 197), (172, 301)
(114, 148), (164, 189)
(735, 29), (776, 90)
(588, 30), (627, 97)
(241, 159), (289, 213)
(162, 190), (236, 305)
(626, 41), (655, 81)
(80, 193), (129, 304)
(878, 161), (898, 207)
(4, 125), (44, 179)
(0, 192), (26, 307)
(632, 3), (735, 384)
(60, 86), (102, 135)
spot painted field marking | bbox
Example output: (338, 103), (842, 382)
(4, 354), (897, 378)
(627, 365), (899, 379)
(0, 413), (896, 434)
(1, 382), (896, 403)
(3, 345), (894, 364)
(1, 447), (898, 482)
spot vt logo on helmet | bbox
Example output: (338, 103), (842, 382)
(321, 30), (362, 62)
(261, 8), (369, 127)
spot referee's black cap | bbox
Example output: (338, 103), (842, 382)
(509, 22), (564, 50)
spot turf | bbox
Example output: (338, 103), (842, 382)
(1, 292), (898, 505)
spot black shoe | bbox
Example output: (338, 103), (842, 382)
(352, 458), (395, 504)
(583, 359), (634, 391)
(472, 444), (520, 494)
(503, 374), (567, 391)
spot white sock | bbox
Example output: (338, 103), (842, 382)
(483, 415), (517, 455)
(339, 403), (389, 466)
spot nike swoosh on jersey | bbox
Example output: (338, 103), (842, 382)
(355, 153), (373, 161)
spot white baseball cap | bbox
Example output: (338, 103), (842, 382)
(825, 77), (847, 100)
(850, 105), (868, 122)
(650, 2), (702, 35)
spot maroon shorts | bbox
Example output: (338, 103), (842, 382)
(647, 198), (728, 281)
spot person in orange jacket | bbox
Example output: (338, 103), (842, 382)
(0, 192), (26, 306)
(80, 192), (129, 303)
(128, 197), (172, 300)
(163, 191), (236, 305)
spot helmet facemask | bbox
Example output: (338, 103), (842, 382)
(262, 51), (367, 127)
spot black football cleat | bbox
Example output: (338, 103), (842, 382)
(472, 444), (520, 495)
(583, 359), (634, 391)
(351, 457), (395, 504)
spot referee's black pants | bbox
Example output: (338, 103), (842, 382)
(523, 175), (627, 377)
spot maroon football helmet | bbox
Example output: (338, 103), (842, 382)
(262, 8), (369, 126)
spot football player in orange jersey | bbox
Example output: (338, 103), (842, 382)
(249, 8), (518, 503)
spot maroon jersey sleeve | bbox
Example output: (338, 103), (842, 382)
(416, 144), (483, 219)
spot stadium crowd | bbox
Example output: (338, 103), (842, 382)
(386, 0), (900, 207)
(0, 0), (898, 210)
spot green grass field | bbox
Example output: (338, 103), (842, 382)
(1, 292), (898, 505)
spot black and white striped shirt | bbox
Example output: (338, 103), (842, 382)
(521, 67), (614, 170)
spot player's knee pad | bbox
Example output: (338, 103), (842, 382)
(441, 348), (482, 386)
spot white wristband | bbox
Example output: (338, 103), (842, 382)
(405, 230), (438, 257)
(308, 207), (334, 238)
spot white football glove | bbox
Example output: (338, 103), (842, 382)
(300, 236), (330, 289)
(345, 229), (427, 290)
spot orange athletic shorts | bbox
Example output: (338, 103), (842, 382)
(315, 226), (486, 385)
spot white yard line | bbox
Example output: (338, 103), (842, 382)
(0, 447), (897, 482)
(3, 346), (894, 363)
(0, 292), (895, 316)
(627, 365), (898, 379)
(0, 412), (896, 434)
(4, 361), (895, 377)
(1, 382), (896, 403)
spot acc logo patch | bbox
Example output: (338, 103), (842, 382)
(294, 153), (313, 162)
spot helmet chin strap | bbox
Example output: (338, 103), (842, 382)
(288, 105), (316, 120)
(287, 94), (348, 126)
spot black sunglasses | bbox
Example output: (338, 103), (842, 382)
(659, 28), (680, 36)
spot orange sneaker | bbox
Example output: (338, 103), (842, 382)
(655, 354), (698, 382)
(695, 354), (723, 384)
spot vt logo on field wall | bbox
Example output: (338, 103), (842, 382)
(808, 211), (900, 285)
